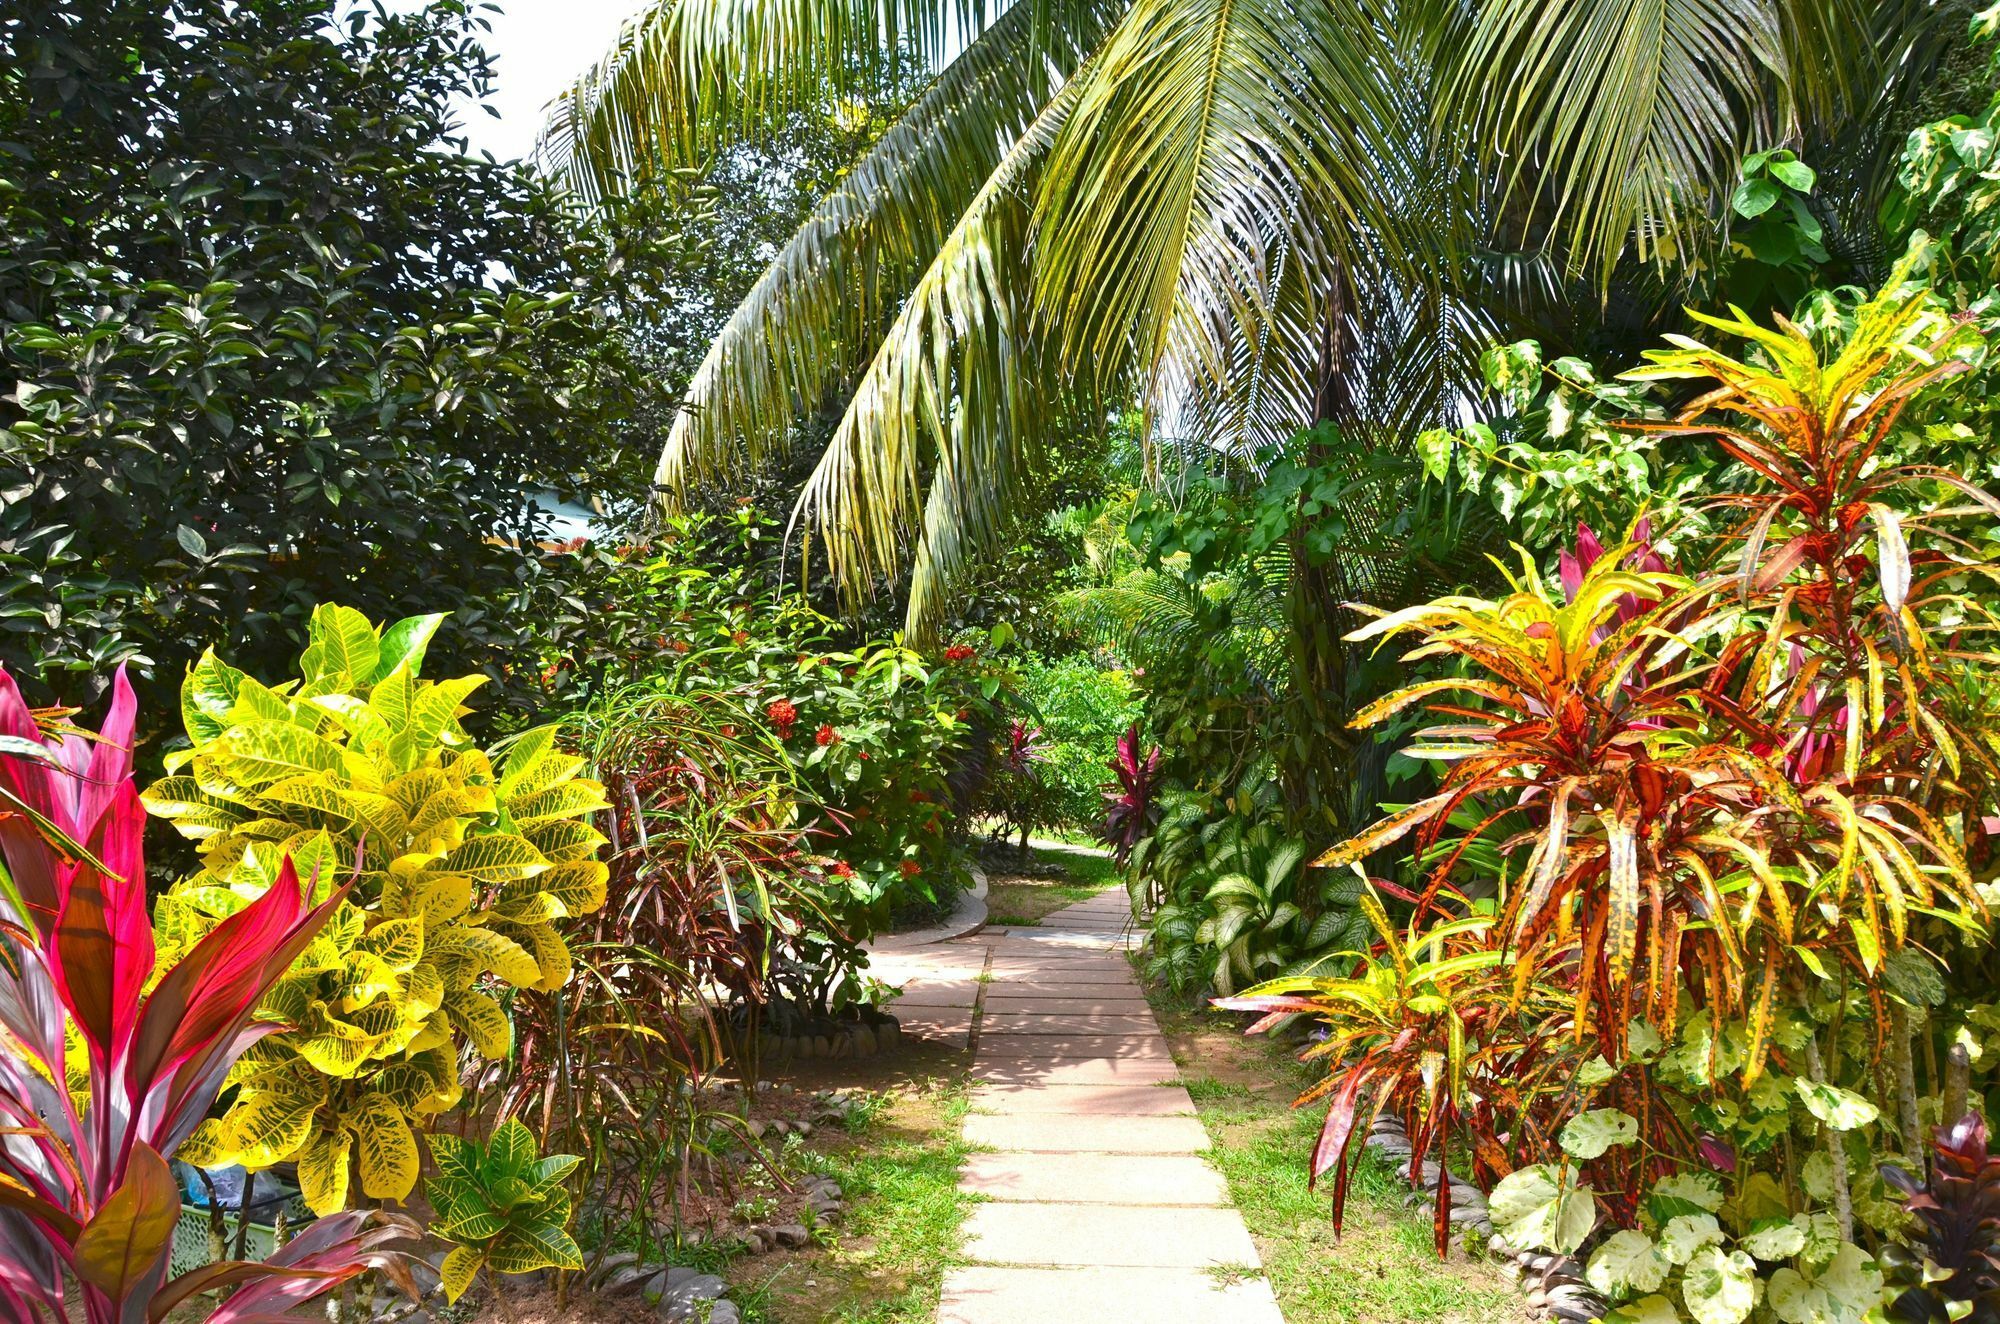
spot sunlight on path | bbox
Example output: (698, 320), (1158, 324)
(870, 894), (1285, 1324)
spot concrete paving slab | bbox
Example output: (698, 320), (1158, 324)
(970, 1057), (1181, 1085)
(975, 1013), (1158, 1034)
(980, 995), (1152, 1014)
(962, 1202), (1259, 1268)
(970, 1083), (1196, 1116)
(959, 1151), (1226, 1205)
(938, 1266), (1282, 1324)
(963, 1112), (1210, 1153)
(975, 1033), (1175, 1060)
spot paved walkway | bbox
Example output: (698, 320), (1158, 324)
(866, 889), (1284, 1324)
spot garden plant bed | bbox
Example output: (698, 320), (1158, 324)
(1147, 998), (1524, 1324)
(979, 843), (1121, 927)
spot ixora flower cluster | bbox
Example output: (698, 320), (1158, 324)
(1230, 274), (2000, 1324)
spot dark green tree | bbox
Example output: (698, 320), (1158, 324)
(0, 0), (654, 728)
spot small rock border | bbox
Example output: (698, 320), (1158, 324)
(756, 1014), (903, 1062)
(1365, 1117), (1608, 1324)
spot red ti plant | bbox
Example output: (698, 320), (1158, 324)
(1099, 724), (1161, 866)
(0, 667), (414, 1324)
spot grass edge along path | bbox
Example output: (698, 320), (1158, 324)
(733, 1080), (978, 1324)
(1148, 995), (1521, 1324)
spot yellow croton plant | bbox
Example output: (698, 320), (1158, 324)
(144, 605), (609, 1214)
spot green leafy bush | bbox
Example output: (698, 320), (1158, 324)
(146, 605), (609, 1213)
(426, 1120), (583, 1303)
(0, 0), (661, 725)
(1011, 652), (1139, 829)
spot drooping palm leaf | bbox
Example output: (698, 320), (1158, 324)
(652, 0), (1121, 498)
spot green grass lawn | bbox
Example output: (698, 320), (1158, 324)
(1151, 998), (1519, 1324)
(981, 844), (1123, 926)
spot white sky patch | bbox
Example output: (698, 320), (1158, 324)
(445, 0), (653, 163)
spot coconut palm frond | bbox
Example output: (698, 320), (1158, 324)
(653, 0), (1122, 496)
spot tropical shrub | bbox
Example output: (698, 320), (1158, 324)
(1878, 1114), (2000, 1323)
(0, 667), (414, 1324)
(1009, 652), (1139, 831)
(425, 1120), (583, 1305)
(529, 511), (1003, 933)
(143, 605), (610, 1214)
(489, 687), (823, 1254)
(1139, 776), (1369, 995)
(1229, 268), (2000, 1308)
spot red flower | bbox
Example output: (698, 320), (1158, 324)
(732, 630), (749, 645)
(943, 644), (976, 663)
(815, 724), (839, 746)
(671, 639), (690, 653)
(720, 724), (738, 738)
(766, 699), (798, 734)
(831, 860), (856, 879)
(909, 791), (928, 803)
(899, 859), (921, 877)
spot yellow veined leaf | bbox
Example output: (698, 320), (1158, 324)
(386, 767), (451, 817)
(496, 725), (559, 794)
(520, 860), (608, 918)
(433, 835), (549, 882)
(182, 647), (248, 742)
(403, 960), (446, 1018)
(438, 1246), (482, 1305)
(173, 1117), (233, 1168)
(511, 921), (572, 991)
(258, 775), (374, 824)
(357, 916), (425, 972)
(224, 674), (298, 726)
(523, 819), (608, 861)
(353, 1096), (420, 1202)
(414, 874), (473, 927)
(1511, 778), (1577, 943)
(407, 676), (486, 747)
(409, 787), (492, 847)
(1913, 702), (1962, 777)
(486, 1224), (583, 1274)
(1603, 805), (1641, 989)
(299, 603), (382, 689)
(211, 721), (345, 787)
(295, 1125), (353, 1216)
(1314, 789), (1460, 872)
(493, 891), (563, 925)
(505, 780), (610, 827)
(449, 989), (512, 1058)
(222, 1073), (326, 1168)
(307, 693), (393, 749)
(439, 925), (543, 989)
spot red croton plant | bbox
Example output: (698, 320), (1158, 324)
(0, 667), (414, 1324)
(1225, 274), (2000, 1248)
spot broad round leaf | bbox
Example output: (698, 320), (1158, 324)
(1680, 1245), (1757, 1324)
(1606, 1295), (1685, 1324)
(1741, 1216), (1807, 1262)
(1562, 1108), (1640, 1159)
(1794, 1081), (1879, 1131)
(1490, 1164), (1599, 1253)
(1587, 1229), (1671, 1299)
(1766, 1244), (1880, 1324)
(1659, 1213), (1725, 1266)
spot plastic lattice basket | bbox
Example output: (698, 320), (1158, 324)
(168, 1195), (313, 1277)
